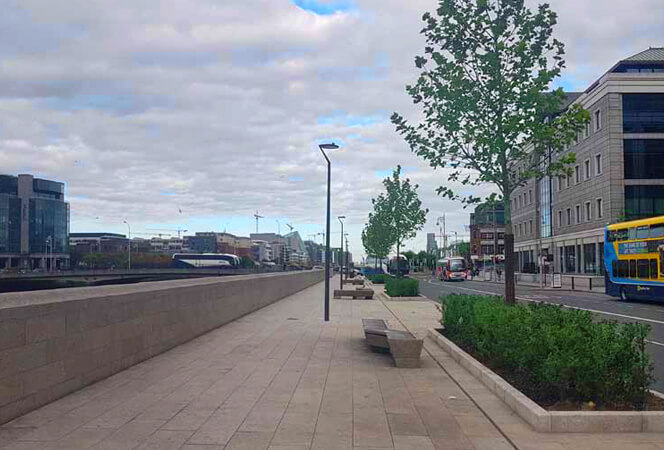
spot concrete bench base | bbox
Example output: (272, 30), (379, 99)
(387, 330), (423, 368)
(334, 289), (374, 299)
(362, 318), (389, 350)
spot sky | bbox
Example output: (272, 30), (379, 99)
(2, 0), (663, 260)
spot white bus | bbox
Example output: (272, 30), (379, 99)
(436, 257), (468, 281)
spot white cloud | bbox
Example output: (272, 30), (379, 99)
(1, 0), (661, 258)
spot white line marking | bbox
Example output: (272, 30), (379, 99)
(647, 340), (664, 348)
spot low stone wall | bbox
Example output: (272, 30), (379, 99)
(0, 270), (323, 424)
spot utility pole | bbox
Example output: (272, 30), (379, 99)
(254, 211), (264, 233)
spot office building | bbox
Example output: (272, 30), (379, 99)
(469, 202), (505, 266)
(0, 174), (70, 270)
(511, 48), (664, 274)
(70, 232), (128, 253)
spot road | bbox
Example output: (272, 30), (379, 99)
(413, 274), (664, 393)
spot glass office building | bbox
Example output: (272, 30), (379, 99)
(0, 174), (70, 270)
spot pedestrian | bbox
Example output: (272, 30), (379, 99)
(496, 266), (502, 281)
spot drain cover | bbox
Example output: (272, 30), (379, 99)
(287, 317), (299, 320)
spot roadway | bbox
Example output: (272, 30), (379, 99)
(412, 274), (664, 393)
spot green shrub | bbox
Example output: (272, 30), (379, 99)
(441, 294), (654, 409)
(369, 274), (390, 284)
(385, 277), (419, 297)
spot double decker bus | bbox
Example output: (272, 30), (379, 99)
(605, 216), (664, 301)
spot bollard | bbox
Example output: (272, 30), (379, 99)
(589, 277), (592, 291)
(571, 277), (575, 290)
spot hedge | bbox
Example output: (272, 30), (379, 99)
(369, 274), (390, 284)
(385, 277), (419, 297)
(442, 294), (654, 409)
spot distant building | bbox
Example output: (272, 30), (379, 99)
(252, 240), (273, 262)
(304, 240), (324, 266)
(469, 202), (505, 266)
(70, 232), (128, 254)
(0, 174), (70, 270)
(188, 233), (217, 253)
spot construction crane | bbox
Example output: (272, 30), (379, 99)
(146, 228), (188, 238)
(254, 211), (264, 233)
(286, 223), (294, 233)
(132, 232), (172, 238)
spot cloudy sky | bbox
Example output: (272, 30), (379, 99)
(2, 0), (662, 258)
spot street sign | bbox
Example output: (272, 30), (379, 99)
(552, 273), (562, 288)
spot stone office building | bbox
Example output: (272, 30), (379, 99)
(511, 48), (664, 275)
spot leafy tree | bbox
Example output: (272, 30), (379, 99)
(361, 208), (394, 272)
(391, 0), (589, 302)
(373, 166), (428, 277)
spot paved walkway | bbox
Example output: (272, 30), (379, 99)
(1, 279), (662, 449)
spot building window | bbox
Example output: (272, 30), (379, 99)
(574, 165), (580, 184)
(624, 139), (664, 179)
(595, 154), (602, 176)
(558, 176), (563, 192)
(585, 201), (591, 222)
(566, 176), (571, 189)
(623, 94), (664, 133)
(566, 208), (571, 226)
(625, 185), (664, 220)
(558, 210), (562, 228)
(529, 220), (533, 235)
(575, 205), (581, 224)
(594, 109), (602, 132)
(597, 198), (604, 219)
(584, 159), (590, 180)
(584, 122), (590, 138)
(529, 189), (532, 204)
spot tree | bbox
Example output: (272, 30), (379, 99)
(361, 207), (394, 272)
(391, 0), (589, 302)
(373, 166), (428, 277)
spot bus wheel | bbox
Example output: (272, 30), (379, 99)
(619, 287), (630, 302)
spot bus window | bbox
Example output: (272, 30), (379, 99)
(651, 259), (659, 279)
(618, 260), (629, 278)
(650, 225), (664, 238)
(637, 226), (649, 239)
(612, 261), (618, 277)
(628, 228), (637, 240)
(661, 248), (664, 277)
(637, 259), (650, 279)
(629, 260), (637, 278)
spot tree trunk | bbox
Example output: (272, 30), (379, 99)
(504, 199), (516, 305)
(396, 242), (401, 278)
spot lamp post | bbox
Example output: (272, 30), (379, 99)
(338, 216), (345, 289)
(123, 221), (131, 270)
(45, 236), (51, 272)
(345, 233), (349, 280)
(452, 231), (458, 256)
(319, 143), (339, 322)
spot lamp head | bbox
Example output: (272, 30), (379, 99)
(319, 143), (339, 150)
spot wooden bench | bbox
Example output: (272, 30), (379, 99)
(386, 330), (423, 368)
(362, 318), (390, 351)
(334, 289), (373, 299)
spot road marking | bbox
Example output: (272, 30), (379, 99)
(647, 340), (664, 348)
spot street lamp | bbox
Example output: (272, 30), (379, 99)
(344, 233), (350, 280)
(338, 216), (345, 289)
(319, 142), (339, 322)
(123, 220), (131, 270)
(45, 236), (52, 272)
(452, 231), (458, 256)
